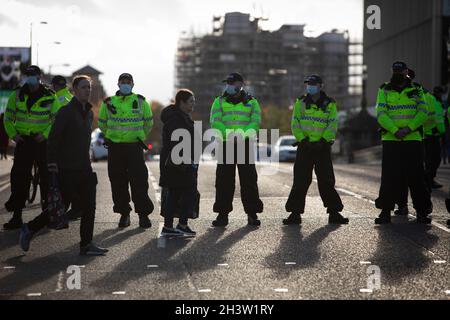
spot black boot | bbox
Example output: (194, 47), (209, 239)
(118, 214), (131, 228)
(415, 214), (432, 224)
(394, 206), (409, 216)
(138, 215), (152, 229)
(247, 213), (261, 226)
(328, 211), (349, 224)
(212, 213), (229, 227)
(375, 210), (391, 224)
(283, 212), (302, 225)
(3, 211), (23, 230)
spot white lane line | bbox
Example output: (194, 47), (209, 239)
(55, 271), (64, 292)
(27, 293), (42, 297)
(147, 265), (159, 268)
(112, 291), (126, 295)
(274, 288), (288, 293)
(434, 260), (446, 264)
(359, 289), (373, 293)
(198, 289), (211, 293)
(0, 182), (10, 193)
(3, 266), (16, 270)
(445, 290), (450, 295)
(217, 263), (229, 267)
(285, 262), (296, 265)
(359, 261), (372, 265)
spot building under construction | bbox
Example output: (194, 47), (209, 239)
(175, 12), (362, 125)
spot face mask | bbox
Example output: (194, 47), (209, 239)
(225, 84), (240, 96)
(25, 76), (39, 86)
(306, 85), (320, 95)
(119, 84), (132, 95)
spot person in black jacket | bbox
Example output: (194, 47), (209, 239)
(19, 75), (108, 256)
(159, 89), (199, 236)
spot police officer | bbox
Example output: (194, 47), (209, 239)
(210, 72), (263, 227)
(393, 69), (445, 216)
(2, 65), (60, 230)
(98, 73), (154, 229)
(51, 75), (73, 106)
(283, 75), (348, 225)
(375, 61), (432, 224)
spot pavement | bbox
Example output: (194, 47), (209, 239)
(0, 158), (449, 300)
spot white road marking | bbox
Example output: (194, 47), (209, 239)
(147, 265), (159, 268)
(285, 262), (296, 265)
(445, 290), (450, 295)
(274, 288), (288, 293)
(112, 291), (126, 295)
(217, 263), (229, 267)
(434, 260), (446, 264)
(27, 293), (42, 297)
(198, 289), (211, 293)
(359, 261), (372, 265)
(360, 289), (373, 293)
(55, 271), (64, 292)
(3, 266), (16, 270)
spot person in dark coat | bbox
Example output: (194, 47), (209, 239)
(0, 113), (8, 160)
(159, 89), (199, 236)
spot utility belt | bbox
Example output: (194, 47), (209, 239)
(378, 126), (423, 136)
(104, 138), (148, 150)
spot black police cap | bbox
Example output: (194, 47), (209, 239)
(51, 75), (67, 86)
(222, 72), (244, 84)
(24, 65), (42, 76)
(118, 73), (133, 82)
(304, 74), (322, 85)
(392, 61), (408, 72)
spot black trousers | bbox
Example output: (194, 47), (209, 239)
(108, 143), (154, 216)
(28, 169), (97, 247)
(376, 141), (432, 215)
(213, 140), (263, 215)
(5, 137), (48, 215)
(424, 136), (442, 184)
(285, 143), (343, 214)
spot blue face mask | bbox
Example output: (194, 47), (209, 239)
(25, 76), (39, 86)
(225, 84), (240, 96)
(119, 84), (133, 95)
(306, 85), (320, 95)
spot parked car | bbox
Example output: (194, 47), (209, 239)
(273, 135), (297, 162)
(90, 128), (108, 162)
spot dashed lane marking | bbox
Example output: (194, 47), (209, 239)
(27, 293), (42, 297)
(3, 266), (16, 270)
(112, 291), (126, 295)
(285, 262), (296, 265)
(147, 265), (159, 268)
(359, 261), (372, 265)
(359, 289), (373, 293)
(198, 289), (211, 293)
(274, 288), (288, 293)
(434, 260), (446, 264)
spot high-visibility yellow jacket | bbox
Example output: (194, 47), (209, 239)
(3, 85), (61, 139)
(55, 87), (73, 107)
(376, 81), (428, 141)
(291, 92), (338, 142)
(210, 92), (261, 141)
(98, 92), (153, 143)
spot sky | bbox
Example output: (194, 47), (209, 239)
(0, 0), (364, 105)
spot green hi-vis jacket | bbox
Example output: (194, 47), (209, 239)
(55, 87), (73, 107)
(98, 92), (154, 143)
(209, 92), (262, 141)
(422, 90), (445, 137)
(3, 85), (61, 139)
(291, 92), (338, 143)
(376, 81), (428, 141)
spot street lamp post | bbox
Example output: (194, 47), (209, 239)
(30, 21), (48, 65)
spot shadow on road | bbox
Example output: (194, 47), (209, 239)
(265, 224), (340, 279)
(369, 224), (438, 285)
